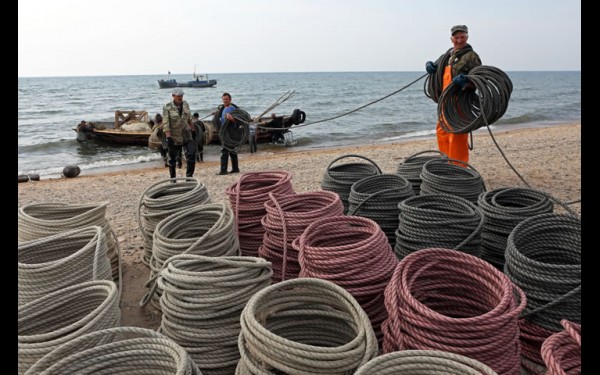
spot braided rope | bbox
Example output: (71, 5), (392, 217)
(236, 277), (378, 374)
(24, 326), (202, 375)
(382, 248), (526, 375)
(541, 320), (581, 375)
(138, 177), (212, 267)
(219, 108), (252, 152)
(396, 149), (448, 195)
(419, 158), (486, 203)
(18, 280), (121, 375)
(157, 254), (272, 374)
(18, 226), (112, 306)
(258, 190), (344, 283)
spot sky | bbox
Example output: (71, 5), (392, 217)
(18, 0), (581, 77)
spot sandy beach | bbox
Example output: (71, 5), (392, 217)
(17, 122), (581, 329)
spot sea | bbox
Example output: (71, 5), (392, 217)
(18, 71), (581, 179)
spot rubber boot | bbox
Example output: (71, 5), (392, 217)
(186, 160), (195, 177)
(230, 153), (240, 173)
(217, 152), (228, 175)
(169, 165), (176, 179)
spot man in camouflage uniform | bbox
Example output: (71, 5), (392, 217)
(425, 25), (482, 163)
(162, 88), (197, 178)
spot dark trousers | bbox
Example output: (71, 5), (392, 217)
(168, 141), (197, 177)
(220, 148), (239, 173)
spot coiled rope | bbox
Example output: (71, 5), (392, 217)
(25, 326), (202, 375)
(419, 158), (486, 203)
(503, 213), (581, 367)
(320, 154), (382, 214)
(157, 254), (273, 375)
(18, 225), (112, 306)
(258, 190), (344, 283)
(394, 193), (484, 260)
(354, 349), (498, 375)
(18, 280), (121, 375)
(382, 247), (526, 375)
(217, 108), (252, 152)
(477, 187), (554, 270)
(396, 149), (448, 195)
(297, 215), (398, 346)
(224, 170), (295, 257)
(140, 203), (239, 310)
(236, 277), (379, 374)
(348, 173), (415, 246)
(138, 177), (212, 267)
(541, 319), (581, 375)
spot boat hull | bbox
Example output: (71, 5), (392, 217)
(157, 79), (217, 88)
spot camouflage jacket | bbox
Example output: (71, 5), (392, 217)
(446, 44), (482, 77)
(162, 100), (193, 145)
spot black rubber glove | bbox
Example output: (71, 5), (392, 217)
(425, 61), (437, 74)
(167, 137), (174, 147)
(452, 74), (468, 88)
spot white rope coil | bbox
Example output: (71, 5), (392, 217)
(236, 277), (378, 374)
(18, 225), (112, 306)
(25, 326), (202, 375)
(158, 254), (272, 374)
(18, 280), (121, 375)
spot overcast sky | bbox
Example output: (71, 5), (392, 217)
(18, 0), (581, 77)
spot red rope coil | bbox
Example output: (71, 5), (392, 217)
(541, 320), (581, 375)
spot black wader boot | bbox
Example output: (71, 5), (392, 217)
(230, 153), (240, 173)
(186, 160), (195, 177)
(169, 165), (176, 180)
(217, 151), (228, 175)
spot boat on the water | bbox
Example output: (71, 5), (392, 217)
(157, 68), (217, 88)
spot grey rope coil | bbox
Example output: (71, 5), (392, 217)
(320, 154), (382, 214)
(140, 203), (239, 311)
(541, 319), (581, 375)
(138, 177), (212, 267)
(17, 201), (122, 293)
(354, 349), (498, 375)
(477, 187), (554, 270)
(259, 190), (344, 283)
(348, 173), (415, 246)
(25, 326), (202, 375)
(18, 225), (112, 306)
(236, 277), (378, 374)
(157, 254), (272, 375)
(423, 49), (452, 104)
(394, 193), (484, 260)
(217, 108), (252, 152)
(419, 158), (486, 203)
(396, 149), (448, 195)
(18, 280), (121, 375)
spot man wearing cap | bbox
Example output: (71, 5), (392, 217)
(162, 88), (197, 179)
(425, 25), (482, 163)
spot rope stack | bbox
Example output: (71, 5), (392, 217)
(157, 254), (272, 374)
(218, 108), (252, 152)
(354, 350), (498, 375)
(382, 248), (526, 375)
(420, 158), (486, 203)
(541, 319), (581, 375)
(396, 149), (447, 195)
(503, 213), (581, 369)
(320, 154), (382, 214)
(225, 170), (295, 257)
(138, 177), (212, 266)
(18, 280), (121, 375)
(18, 226), (112, 306)
(17, 201), (121, 287)
(141, 203), (239, 310)
(24, 326), (202, 375)
(258, 190), (344, 283)
(236, 277), (378, 374)
(394, 193), (484, 260)
(348, 173), (415, 246)
(478, 187), (554, 270)
(297, 215), (398, 345)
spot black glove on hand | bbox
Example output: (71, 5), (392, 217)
(167, 137), (174, 147)
(452, 74), (468, 89)
(425, 61), (437, 74)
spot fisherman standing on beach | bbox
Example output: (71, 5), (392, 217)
(215, 92), (241, 175)
(162, 88), (197, 178)
(425, 24), (482, 163)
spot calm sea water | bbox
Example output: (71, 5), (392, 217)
(18, 71), (580, 178)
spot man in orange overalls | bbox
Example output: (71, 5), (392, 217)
(426, 25), (482, 163)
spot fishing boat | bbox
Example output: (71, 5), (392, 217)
(157, 67), (217, 88)
(74, 110), (153, 146)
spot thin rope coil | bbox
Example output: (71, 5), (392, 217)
(218, 108), (252, 152)
(18, 225), (112, 306)
(298, 215), (399, 346)
(354, 349), (498, 375)
(394, 193), (484, 260)
(541, 320), (581, 375)
(320, 154), (382, 214)
(24, 326), (202, 375)
(419, 158), (486, 203)
(396, 149), (448, 195)
(382, 247), (526, 375)
(18, 280), (121, 375)
(138, 177), (212, 267)
(477, 187), (554, 270)
(236, 277), (378, 375)
(225, 170), (295, 257)
(259, 190), (344, 283)
(157, 254), (272, 375)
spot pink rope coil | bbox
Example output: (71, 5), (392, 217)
(382, 247), (526, 375)
(259, 190), (344, 283)
(541, 320), (581, 375)
(297, 215), (398, 347)
(224, 170), (295, 256)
